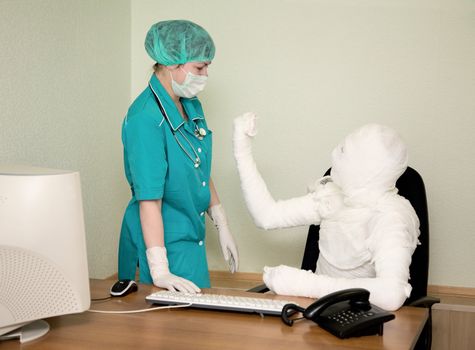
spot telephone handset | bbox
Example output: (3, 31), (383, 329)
(281, 288), (395, 339)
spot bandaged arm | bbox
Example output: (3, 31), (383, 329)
(233, 113), (320, 229)
(263, 213), (418, 311)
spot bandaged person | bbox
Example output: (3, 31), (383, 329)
(233, 113), (420, 311)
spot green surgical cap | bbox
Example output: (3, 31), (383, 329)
(145, 20), (215, 66)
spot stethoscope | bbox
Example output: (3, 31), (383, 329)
(149, 83), (206, 168)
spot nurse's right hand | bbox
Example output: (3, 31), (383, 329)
(152, 272), (201, 294)
(146, 246), (201, 294)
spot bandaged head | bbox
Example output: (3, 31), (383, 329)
(330, 124), (408, 199)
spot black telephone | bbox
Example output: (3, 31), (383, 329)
(281, 288), (395, 339)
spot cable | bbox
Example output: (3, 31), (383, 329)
(91, 296), (112, 302)
(88, 303), (192, 314)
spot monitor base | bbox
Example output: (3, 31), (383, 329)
(0, 320), (50, 343)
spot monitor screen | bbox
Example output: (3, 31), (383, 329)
(0, 164), (90, 342)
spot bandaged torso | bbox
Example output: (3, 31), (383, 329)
(317, 207), (375, 277)
(314, 186), (419, 279)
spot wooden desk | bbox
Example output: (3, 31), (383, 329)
(1, 279), (428, 350)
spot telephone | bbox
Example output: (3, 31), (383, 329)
(281, 288), (395, 339)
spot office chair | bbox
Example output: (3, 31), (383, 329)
(248, 167), (439, 350)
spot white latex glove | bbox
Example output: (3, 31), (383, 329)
(208, 204), (239, 273)
(146, 246), (201, 293)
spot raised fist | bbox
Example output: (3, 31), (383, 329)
(233, 112), (258, 138)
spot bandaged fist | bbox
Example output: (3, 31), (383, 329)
(310, 176), (345, 219)
(263, 265), (305, 296)
(263, 265), (322, 298)
(233, 112), (258, 138)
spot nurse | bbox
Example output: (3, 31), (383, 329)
(118, 20), (238, 293)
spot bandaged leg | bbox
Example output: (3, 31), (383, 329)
(233, 113), (320, 229)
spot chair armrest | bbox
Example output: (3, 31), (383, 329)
(409, 296), (440, 309)
(247, 284), (269, 293)
(409, 296), (440, 350)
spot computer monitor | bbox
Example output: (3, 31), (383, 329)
(0, 164), (90, 343)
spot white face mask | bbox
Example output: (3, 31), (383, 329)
(171, 68), (208, 98)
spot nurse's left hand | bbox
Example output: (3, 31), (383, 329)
(208, 204), (239, 273)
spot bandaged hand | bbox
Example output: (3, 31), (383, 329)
(310, 176), (345, 219)
(263, 263), (411, 310)
(146, 246), (201, 293)
(233, 112), (258, 138)
(233, 112), (320, 229)
(208, 204), (239, 273)
(263, 265), (323, 298)
(233, 112), (258, 159)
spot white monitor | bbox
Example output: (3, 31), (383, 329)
(0, 164), (90, 343)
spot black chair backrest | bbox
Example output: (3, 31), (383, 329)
(300, 166), (429, 304)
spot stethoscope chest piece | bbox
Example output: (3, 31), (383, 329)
(148, 83), (205, 169)
(195, 127), (207, 140)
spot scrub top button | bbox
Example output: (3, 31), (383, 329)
(200, 211), (205, 216)
(198, 241), (204, 246)
(198, 148), (202, 153)
(202, 181), (206, 187)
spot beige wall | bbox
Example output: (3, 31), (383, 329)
(131, 0), (475, 287)
(0, 0), (131, 278)
(2, 0), (473, 288)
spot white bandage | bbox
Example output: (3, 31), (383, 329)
(263, 263), (413, 311)
(255, 123), (421, 311)
(233, 113), (321, 229)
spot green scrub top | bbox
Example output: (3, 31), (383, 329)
(118, 74), (212, 288)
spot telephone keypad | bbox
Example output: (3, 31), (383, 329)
(307, 292), (395, 339)
(328, 309), (376, 326)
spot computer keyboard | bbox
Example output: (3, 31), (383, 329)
(145, 290), (297, 316)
